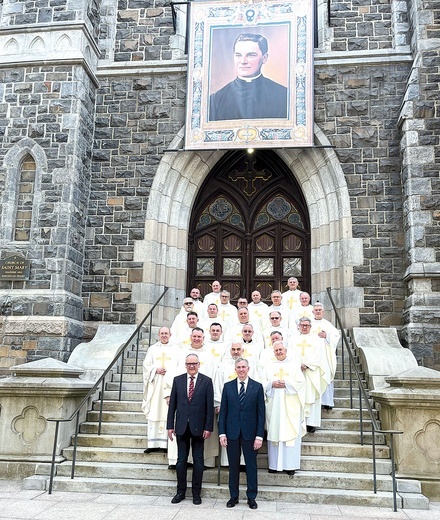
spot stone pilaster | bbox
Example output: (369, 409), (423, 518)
(398, 0), (440, 367)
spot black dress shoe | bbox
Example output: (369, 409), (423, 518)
(306, 425), (316, 433)
(168, 464), (176, 470)
(226, 498), (238, 508)
(193, 495), (202, 505)
(247, 498), (258, 509)
(171, 493), (185, 504)
(144, 447), (159, 453)
(285, 470), (295, 475)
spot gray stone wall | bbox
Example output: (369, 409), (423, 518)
(312, 62), (409, 328)
(0, 0), (438, 370)
(330, 0), (394, 51)
(0, 63), (96, 364)
(83, 73), (186, 324)
(114, 1), (174, 62)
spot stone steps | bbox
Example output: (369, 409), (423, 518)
(93, 400), (377, 419)
(72, 433), (389, 458)
(58, 446), (392, 475)
(100, 387), (364, 401)
(23, 341), (428, 510)
(84, 410), (377, 432)
(44, 476), (413, 508)
(50, 461), (396, 491)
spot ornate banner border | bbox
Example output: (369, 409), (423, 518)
(184, 0), (314, 150)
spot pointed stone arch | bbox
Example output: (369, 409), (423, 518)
(133, 126), (363, 326)
(0, 138), (47, 243)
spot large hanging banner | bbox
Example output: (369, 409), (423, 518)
(184, 0), (314, 150)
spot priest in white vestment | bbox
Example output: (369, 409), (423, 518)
(262, 341), (305, 474)
(281, 277), (302, 310)
(248, 290), (270, 330)
(141, 326), (179, 452)
(311, 303), (340, 409)
(290, 292), (314, 328)
(291, 317), (328, 432)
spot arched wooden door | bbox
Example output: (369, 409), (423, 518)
(188, 150), (310, 302)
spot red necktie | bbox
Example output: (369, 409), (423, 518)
(188, 376), (195, 401)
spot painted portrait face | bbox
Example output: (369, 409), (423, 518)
(234, 40), (268, 78)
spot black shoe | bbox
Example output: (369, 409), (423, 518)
(285, 470), (295, 475)
(171, 493), (185, 504)
(268, 468), (278, 473)
(144, 447), (159, 453)
(247, 498), (258, 509)
(193, 495), (202, 505)
(226, 498), (238, 508)
(322, 405), (333, 410)
(168, 465), (176, 470)
(306, 425), (316, 433)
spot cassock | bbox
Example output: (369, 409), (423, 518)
(209, 75), (288, 121)
(141, 341), (179, 449)
(291, 333), (328, 427)
(262, 355), (306, 471)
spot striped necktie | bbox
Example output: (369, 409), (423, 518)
(239, 381), (245, 407)
(188, 376), (195, 402)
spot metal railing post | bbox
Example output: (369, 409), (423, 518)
(46, 286), (169, 492)
(326, 287), (403, 510)
(48, 420), (60, 494)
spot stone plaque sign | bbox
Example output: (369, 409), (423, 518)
(0, 255), (30, 280)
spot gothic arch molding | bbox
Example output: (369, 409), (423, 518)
(0, 138), (47, 243)
(134, 125), (364, 326)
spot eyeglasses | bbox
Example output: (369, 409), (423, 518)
(184, 302), (193, 305)
(270, 317), (280, 320)
(185, 362), (199, 367)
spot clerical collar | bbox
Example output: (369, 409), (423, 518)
(237, 73), (262, 83)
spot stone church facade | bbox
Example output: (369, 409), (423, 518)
(0, 0), (438, 370)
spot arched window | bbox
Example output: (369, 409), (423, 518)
(14, 154), (36, 242)
(0, 138), (46, 243)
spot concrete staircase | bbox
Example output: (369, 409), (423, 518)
(25, 338), (429, 509)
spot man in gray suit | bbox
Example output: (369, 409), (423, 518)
(167, 353), (214, 505)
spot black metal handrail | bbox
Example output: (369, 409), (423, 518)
(46, 286), (169, 494)
(326, 287), (403, 512)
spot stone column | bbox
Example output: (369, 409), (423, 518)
(398, 0), (440, 367)
(0, 358), (94, 479)
(370, 367), (440, 500)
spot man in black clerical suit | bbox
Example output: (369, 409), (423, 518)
(167, 353), (214, 505)
(218, 357), (266, 509)
(209, 33), (288, 121)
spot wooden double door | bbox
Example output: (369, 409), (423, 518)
(188, 150), (311, 302)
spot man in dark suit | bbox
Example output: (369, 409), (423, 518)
(218, 357), (265, 509)
(167, 353), (214, 505)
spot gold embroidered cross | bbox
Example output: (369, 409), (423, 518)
(157, 352), (171, 368)
(274, 367), (288, 379)
(297, 338), (310, 356)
